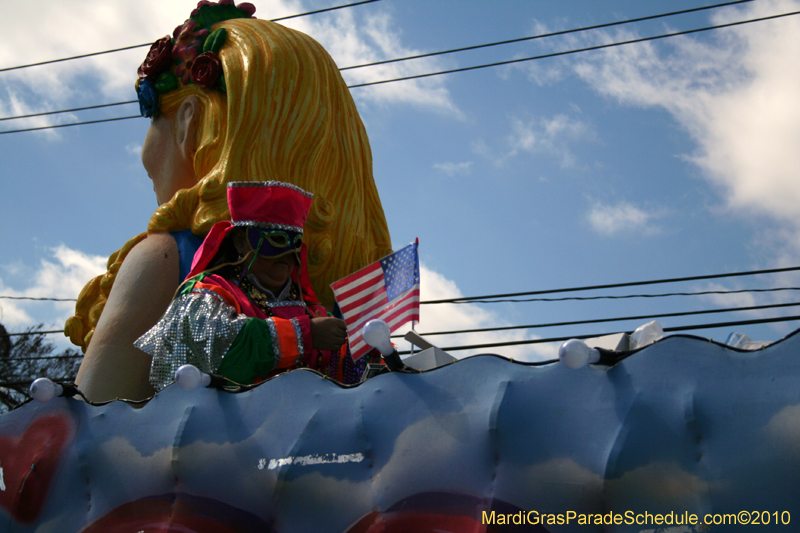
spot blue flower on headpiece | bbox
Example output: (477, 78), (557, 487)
(136, 78), (159, 118)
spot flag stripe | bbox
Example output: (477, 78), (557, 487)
(347, 288), (418, 333)
(338, 278), (387, 311)
(383, 296), (420, 325)
(344, 297), (391, 333)
(343, 297), (391, 334)
(332, 264), (383, 301)
(330, 262), (382, 293)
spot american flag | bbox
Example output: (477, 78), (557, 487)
(331, 240), (420, 360)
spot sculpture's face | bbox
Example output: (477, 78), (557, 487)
(141, 114), (196, 205)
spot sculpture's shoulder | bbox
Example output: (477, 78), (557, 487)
(110, 232), (181, 302)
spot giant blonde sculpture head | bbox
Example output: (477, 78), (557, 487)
(66, 5), (392, 351)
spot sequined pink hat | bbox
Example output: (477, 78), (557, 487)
(186, 182), (316, 302)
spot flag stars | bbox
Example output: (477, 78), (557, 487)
(380, 243), (420, 302)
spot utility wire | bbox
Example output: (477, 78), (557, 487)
(0, 379), (76, 387)
(1, 330), (64, 337)
(0, 101), (137, 122)
(0, 0), (752, 124)
(3, 265), (800, 306)
(4, 313), (799, 363)
(271, 0), (381, 21)
(0, 296), (76, 301)
(397, 314), (800, 354)
(1, 355), (80, 361)
(0, 0), (382, 74)
(0, 115), (140, 135)
(393, 301), (800, 338)
(4, 299), (797, 344)
(3, 8), (795, 135)
(5, 312), (800, 363)
(0, 4), (798, 133)
(0, 0), (758, 124)
(423, 265), (800, 304)
(348, 10), (800, 89)
(339, 0), (753, 70)
(453, 287), (800, 305)
(0, 0), (753, 77)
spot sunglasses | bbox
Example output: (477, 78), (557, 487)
(246, 228), (303, 257)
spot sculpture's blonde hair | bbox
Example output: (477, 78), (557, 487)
(66, 19), (392, 351)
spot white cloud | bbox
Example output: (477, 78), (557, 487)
(478, 113), (595, 167)
(694, 281), (758, 310)
(0, 89), (72, 139)
(587, 201), (661, 236)
(393, 265), (558, 362)
(508, 19), (574, 86)
(125, 142), (142, 157)
(1, 1), (191, 99)
(573, 0), (800, 225)
(432, 161), (472, 177)
(0, 246), (106, 338)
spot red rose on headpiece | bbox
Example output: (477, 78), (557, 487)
(137, 36), (173, 80)
(191, 51), (223, 89)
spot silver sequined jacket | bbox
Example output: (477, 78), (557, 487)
(135, 288), (249, 391)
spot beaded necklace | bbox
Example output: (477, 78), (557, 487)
(236, 269), (301, 317)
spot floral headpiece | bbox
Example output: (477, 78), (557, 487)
(135, 0), (256, 118)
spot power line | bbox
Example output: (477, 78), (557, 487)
(0, 330), (64, 337)
(271, 0), (381, 22)
(0, 1), (751, 125)
(3, 9), (797, 136)
(6, 302), (800, 361)
(347, 9), (800, 89)
(4, 298), (798, 344)
(3, 265), (800, 307)
(397, 314), (800, 354)
(450, 287), (800, 305)
(4, 298), (797, 344)
(0, 0), (383, 74)
(423, 265), (800, 304)
(0, 379), (75, 387)
(0, 101), (137, 122)
(0, 115), (140, 135)
(0, 0), (757, 124)
(339, 0), (753, 70)
(0, 296), (76, 301)
(394, 301), (800, 338)
(1, 354), (80, 361)
(4, 313), (799, 364)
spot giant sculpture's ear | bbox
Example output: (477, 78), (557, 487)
(175, 96), (199, 160)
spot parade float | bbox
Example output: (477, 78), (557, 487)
(2, 1), (799, 532)
(3, 329), (800, 532)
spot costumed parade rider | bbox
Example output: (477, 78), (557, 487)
(136, 181), (373, 390)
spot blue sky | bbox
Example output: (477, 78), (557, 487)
(2, 0), (800, 359)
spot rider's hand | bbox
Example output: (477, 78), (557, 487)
(310, 317), (347, 350)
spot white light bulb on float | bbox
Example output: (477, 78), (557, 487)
(362, 319), (394, 355)
(558, 339), (601, 369)
(175, 364), (212, 390)
(30, 377), (63, 402)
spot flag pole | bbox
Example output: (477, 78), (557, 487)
(410, 237), (419, 358)
(410, 320), (416, 357)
